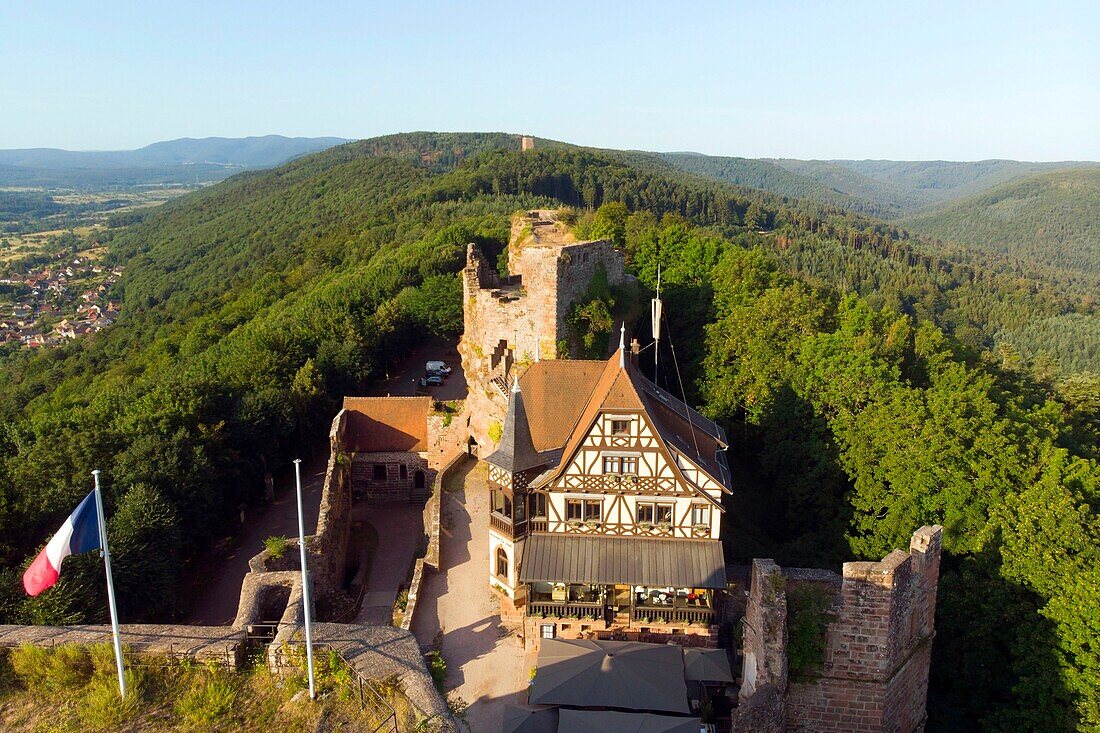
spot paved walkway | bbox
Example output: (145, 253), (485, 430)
(182, 455), (327, 625)
(355, 502), (425, 625)
(412, 459), (529, 732)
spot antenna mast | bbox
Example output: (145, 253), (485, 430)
(651, 265), (663, 371)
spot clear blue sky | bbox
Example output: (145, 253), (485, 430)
(2, 1), (1098, 160)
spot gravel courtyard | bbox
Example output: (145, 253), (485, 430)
(412, 458), (530, 731)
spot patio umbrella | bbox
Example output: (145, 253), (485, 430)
(529, 638), (690, 714)
(501, 705), (559, 733)
(557, 709), (701, 733)
(682, 648), (734, 682)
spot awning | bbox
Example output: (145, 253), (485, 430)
(519, 534), (727, 589)
(530, 638), (690, 714)
(682, 648), (734, 682)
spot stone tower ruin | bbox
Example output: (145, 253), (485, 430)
(459, 209), (628, 445)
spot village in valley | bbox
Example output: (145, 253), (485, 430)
(0, 252), (122, 348)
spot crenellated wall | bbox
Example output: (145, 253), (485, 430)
(738, 526), (944, 733)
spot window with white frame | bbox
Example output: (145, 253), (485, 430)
(692, 503), (711, 527)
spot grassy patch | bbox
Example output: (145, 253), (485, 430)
(0, 643), (419, 732)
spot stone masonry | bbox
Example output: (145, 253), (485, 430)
(459, 210), (628, 445)
(738, 526), (943, 733)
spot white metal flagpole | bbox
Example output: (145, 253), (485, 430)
(294, 459), (316, 700)
(92, 470), (127, 698)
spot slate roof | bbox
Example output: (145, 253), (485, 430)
(485, 379), (545, 472)
(519, 534), (727, 588)
(341, 396), (430, 453)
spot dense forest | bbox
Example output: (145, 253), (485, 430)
(902, 167), (1100, 295)
(0, 133), (1096, 731)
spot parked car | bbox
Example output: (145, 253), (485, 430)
(419, 375), (444, 387)
(425, 360), (452, 375)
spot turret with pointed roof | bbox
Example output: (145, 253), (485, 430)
(485, 376), (545, 474)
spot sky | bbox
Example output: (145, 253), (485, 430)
(2, 1), (1098, 160)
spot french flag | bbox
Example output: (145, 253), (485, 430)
(23, 490), (101, 596)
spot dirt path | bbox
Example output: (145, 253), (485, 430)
(412, 459), (529, 731)
(181, 455), (327, 625)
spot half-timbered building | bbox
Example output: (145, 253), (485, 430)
(484, 335), (732, 648)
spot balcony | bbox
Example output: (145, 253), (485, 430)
(528, 601), (605, 621)
(489, 511), (513, 537)
(529, 518), (548, 533)
(633, 604), (715, 626)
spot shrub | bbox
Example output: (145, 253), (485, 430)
(426, 650), (447, 691)
(264, 535), (289, 559)
(787, 585), (835, 680)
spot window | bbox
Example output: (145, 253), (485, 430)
(492, 491), (512, 518)
(566, 499), (583, 521)
(584, 500), (602, 522)
(656, 503), (674, 524)
(636, 502), (655, 524)
(399, 464), (408, 480)
(541, 624), (555, 639)
(529, 492), (547, 518)
(611, 419), (630, 436)
(567, 499), (600, 522)
(692, 504), (711, 526)
(496, 547), (509, 580)
(602, 455), (639, 475)
(372, 464), (387, 481)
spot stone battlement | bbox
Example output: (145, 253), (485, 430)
(738, 526), (944, 733)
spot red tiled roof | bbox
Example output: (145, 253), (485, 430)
(341, 396), (430, 452)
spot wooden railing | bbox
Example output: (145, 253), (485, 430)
(489, 512), (513, 537)
(633, 604), (715, 626)
(528, 601), (604, 620)
(529, 518), (548, 533)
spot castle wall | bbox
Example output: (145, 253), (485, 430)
(740, 526), (943, 733)
(350, 451), (431, 502)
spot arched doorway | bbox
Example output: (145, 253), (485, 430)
(414, 469), (425, 489)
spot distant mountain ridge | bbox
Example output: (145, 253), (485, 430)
(0, 135), (351, 187)
(660, 153), (1098, 217)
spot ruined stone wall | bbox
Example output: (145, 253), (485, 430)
(427, 409), (471, 469)
(739, 527), (943, 733)
(313, 410), (353, 595)
(350, 451), (431, 502)
(740, 559), (789, 702)
(459, 211), (630, 447)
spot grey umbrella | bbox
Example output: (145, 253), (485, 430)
(682, 648), (734, 682)
(557, 709), (701, 733)
(529, 638), (690, 714)
(501, 705), (559, 733)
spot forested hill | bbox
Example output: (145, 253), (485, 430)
(901, 167), (1100, 295)
(0, 132), (1096, 731)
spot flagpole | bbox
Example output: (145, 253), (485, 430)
(92, 470), (127, 699)
(294, 459), (316, 700)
